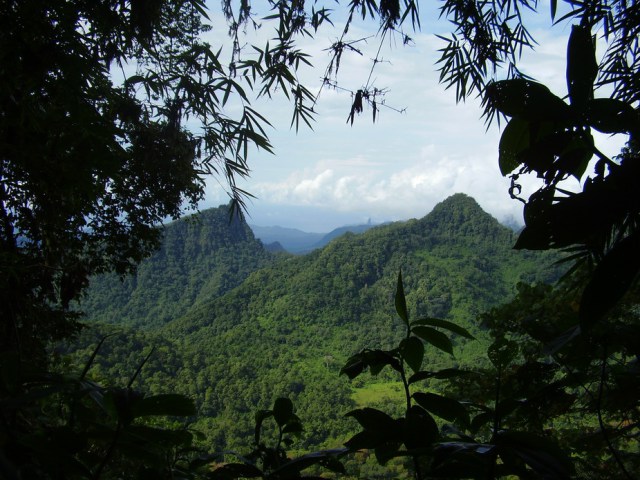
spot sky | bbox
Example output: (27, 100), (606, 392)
(198, 1), (627, 232)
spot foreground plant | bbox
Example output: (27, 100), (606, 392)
(340, 271), (573, 479)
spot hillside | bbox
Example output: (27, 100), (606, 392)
(78, 205), (276, 329)
(73, 193), (562, 453)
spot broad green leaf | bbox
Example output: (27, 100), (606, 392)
(413, 392), (469, 428)
(566, 25), (597, 109)
(412, 318), (475, 339)
(273, 397), (294, 427)
(395, 270), (409, 326)
(403, 405), (439, 449)
(341, 350), (402, 378)
(374, 441), (402, 465)
(580, 231), (640, 330)
(399, 337), (424, 373)
(340, 353), (365, 379)
(412, 326), (453, 355)
(499, 118), (529, 176)
(131, 394), (196, 418)
(346, 408), (397, 431)
(587, 98), (639, 134)
(485, 79), (570, 121)
(344, 429), (390, 450)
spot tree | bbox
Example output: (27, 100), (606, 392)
(0, 0), (314, 358)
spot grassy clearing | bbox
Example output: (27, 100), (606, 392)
(351, 382), (405, 407)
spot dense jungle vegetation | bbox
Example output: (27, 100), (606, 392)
(1, 0), (639, 479)
(67, 194), (561, 458)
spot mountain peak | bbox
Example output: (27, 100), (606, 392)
(419, 193), (513, 243)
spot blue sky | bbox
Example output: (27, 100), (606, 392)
(199, 1), (627, 232)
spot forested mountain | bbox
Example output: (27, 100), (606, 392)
(71, 193), (561, 454)
(78, 205), (276, 329)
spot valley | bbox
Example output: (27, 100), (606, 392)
(65, 193), (562, 457)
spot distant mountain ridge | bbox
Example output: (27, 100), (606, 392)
(76, 193), (562, 453)
(250, 223), (380, 253)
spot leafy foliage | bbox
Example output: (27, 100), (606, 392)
(340, 272), (574, 479)
(0, 346), (198, 479)
(72, 195), (560, 456)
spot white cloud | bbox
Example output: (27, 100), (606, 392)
(198, 5), (630, 231)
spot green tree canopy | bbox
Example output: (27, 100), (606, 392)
(2, 0), (639, 358)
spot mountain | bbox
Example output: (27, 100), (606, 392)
(78, 204), (276, 329)
(74, 193), (562, 453)
(249, 225), (325, 253)
(310, 223), (380, 250)
(250, 223), (378, 253)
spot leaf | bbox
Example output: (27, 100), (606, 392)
(374, 441), (402, 465)
(587, 98), (638, 134)
(580, 231), (640, 330)
(485, 79), (570, 122)
(412, 326), (453, 355)
(399, 337), (424, 373)
(272, 449), (347, 477)
(412, 318), (475, 339)
(273, 397), (294, 427)
(403, 405), (440, 449)
(499, 118), (529, 176)
(395, 270), (409, 326)
(471, 411), (494, 433)
(494, 431), (573, 478)
(131, 394), (196, 418)
(413, 392), (469, 428)
(408, 368), (471, 384)
(340, 350), (401, 378)
(566, 25), (597, 109)
(487, 337), (519, 369)
(340, 353), (365, 379)
(210, 463), (262, 479)
(346, 408), (397, 432)
(254, 409), (272, 444)
(345, 430), (389, 450)
(282, 417), (303, 435)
